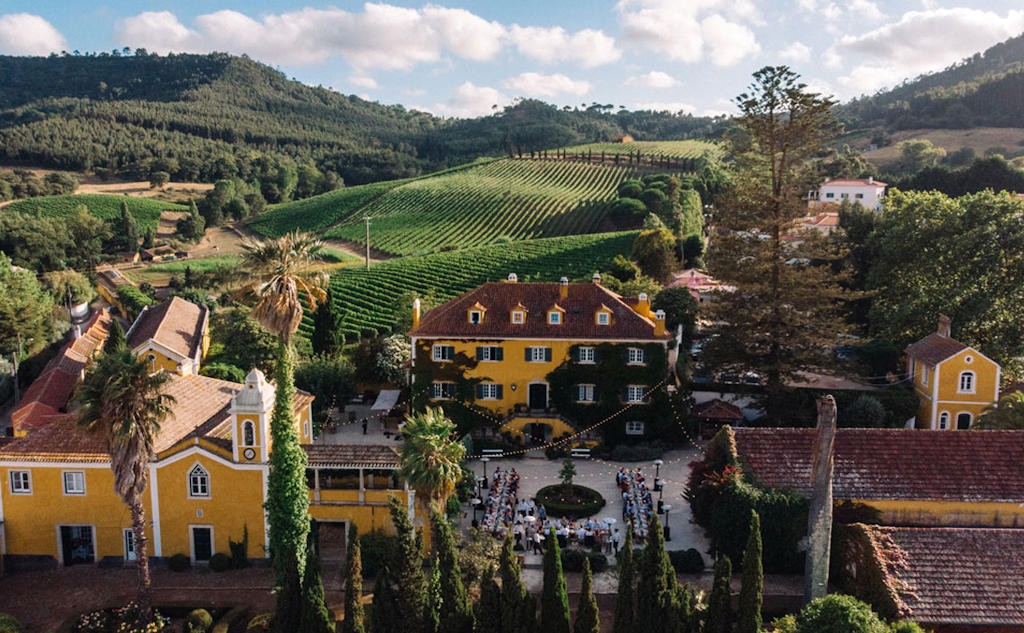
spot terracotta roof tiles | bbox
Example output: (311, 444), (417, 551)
(732, 428), (1024, 503)
(412, 281), (667, 341)
(127, 297), (207, 360)
(303, 444), (400, 468)
(905, 332), (968, 367)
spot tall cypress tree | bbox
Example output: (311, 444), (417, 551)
(435, 514), (474, 633)
(613, 531), (635, 633)
(388, 497), (425, 632)
(426, 556), (442, 633)
(500, 535), (537, 633)
(573, 557), (599, 633)
(706, 556), (733, 633)
(121, 200), (139, 252)
(737, 511), (763, 633)
(637, 513), (671, 632)
(299, 552), (335, 633)
(342, 524), (365, 633)
(104, 319), (126, 354)
(541, 527), (570, 633)
(311, 291), (343, 357)
(371, 566), (402, 633)
(475, 566), (502, 633)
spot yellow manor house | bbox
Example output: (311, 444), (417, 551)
(0, 297), (423, 570)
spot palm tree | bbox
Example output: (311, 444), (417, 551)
(76, 349), (175, 623)
(975, 392), (1024, 430)
(239, 231), (327, 632)
(398, 407), (466, 523)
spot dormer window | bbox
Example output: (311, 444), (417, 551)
(469, 310), (482, 325)
(549, 312), (561, 324)
(596, 311), (610, 326)
(511, 310), (525, 324)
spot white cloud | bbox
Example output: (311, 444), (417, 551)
(835, 8), (1024, 93)
(508, 25), (620, 68)
(116, 4), (506, 71)
(849, 0), (884, 21)
(616, 0), (760, 67)
(796, 0), (817, 12)
(431, 81), (511, 118)
(778, 41), (811, 63)
(404, 88), (426, 97)
(350, 75), (379, 89)
(502, 72), (591, 97)
(631, 101), (697, 114)
(0, 13), (67, 55)
(625, 71), (679, 88)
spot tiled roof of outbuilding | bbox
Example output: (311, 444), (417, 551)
(303, 444), (400, 468)
(411, 281), (668, 340)
(732, 428), (1024, 503)
(905, 332), (969, 367)
(127, 297), (207, 360)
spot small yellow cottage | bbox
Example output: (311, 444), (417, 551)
(905, 315), (1000, 430)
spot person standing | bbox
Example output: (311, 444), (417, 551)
(612, 528), (621, 554)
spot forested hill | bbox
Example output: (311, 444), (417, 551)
(841, 31), (1024, 130)
(0, 52), (722, 186)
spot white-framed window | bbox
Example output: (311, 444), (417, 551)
(511, 310), (525, 324)
(469, 310), (482, 325)
(825, 192), (835, 199)
(576, 384), (596, 403)
(921, 366), (928, 386)
(9, 470), (31, 494)
(577, 347), (595, 363)
(855, 193), (864, 199)
(430, 382), (456, 400)
(840, 193), (849, 199)
(63, 470), (86, 496)
(188, 464), (210, 499)
(958, 371), (975, 393)
(956, 412), (973, 430)
(548, 311), (561, 324)
(597, 311), (610, 325)
(242, 421), (255, 446)
(476, 346), (503, 361)
(625, 421), (645, 435)
(432, 344), (454, 362)
(938, 412), (950, 430)
(626, 385), (648, 404)
(627, 347), (646, 365)
(528, 347), (551, 362)
(477, 383), (501, 400)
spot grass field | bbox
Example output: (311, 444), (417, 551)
(858, 127), (1024, 164)
(3, 194), (186, 232)
(305, 231), (638, 340)
(322, 159), (638, 256)
(559, 140), (721, 157)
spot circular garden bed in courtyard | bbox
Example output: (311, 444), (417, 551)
(535, 484), (606, 518)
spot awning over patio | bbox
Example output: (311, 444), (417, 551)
(371, 389), (401, 411)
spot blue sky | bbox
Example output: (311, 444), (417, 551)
(1, 1), (1023, 117)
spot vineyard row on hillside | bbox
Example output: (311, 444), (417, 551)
(300, 231), (638, 340)
(3, 194), (186, 232)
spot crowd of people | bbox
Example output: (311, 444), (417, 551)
(480, 467), (520, 536)
(618, 467), (654, 542)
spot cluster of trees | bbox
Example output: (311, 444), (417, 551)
(1, 53), (726, 189)
(0, 206), (108, 272)
(886, 154), (1024, 197)
(0, 168), (77, 201)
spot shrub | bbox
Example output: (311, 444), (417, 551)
(608, 442), (665, 461)
(559, 550), (608, 574)
(0, 614), (23, 633)
(359, 531), (400, 577)
(185, 609), (214, 633)
(245, 613), (272, 633)
(229, 528), (250, 569)
(200, 362), (247, 383)
(535, 484), (606, 519)
(168, 553), (191, 572)
(795, 595), (889, 633)
(209, 552), (232, 572)
(669, 548), (705, 574)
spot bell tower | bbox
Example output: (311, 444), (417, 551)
(230, 369), (275, 463)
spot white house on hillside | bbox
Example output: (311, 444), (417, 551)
(808, 177), (886, 211)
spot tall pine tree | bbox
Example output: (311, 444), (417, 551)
(706, 556), (733, 633)
(500, 535), (537, 633)
(435, 514), (474, 633)
(541, 527), (571, 633)
(737, 511), (763, 633)
(573, 557), (599, 633)
(311, 290), (344, 357)
(613, 531), (635, 633)
(475, 566), (502, 633)
(342, 524), (365, 633)
(299, 552), (335, 633)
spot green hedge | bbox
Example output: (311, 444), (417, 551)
(0, 614), (24, 633)
(535, 484), (606, 519)
(669, 548), (705, 574)
(560, 549), (609, 574)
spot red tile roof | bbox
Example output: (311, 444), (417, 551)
(871, 526), (1024, 625)
(732, 428), (1024, 503)
(127, 297), (207, 360)
(695, 399), (744, 421)
(303, 444), (400, 468)
(411, 281), (668, 341)
(822, 178), (887, 187)
(11, 309), (112, 434)
(905, 332), (969, 367)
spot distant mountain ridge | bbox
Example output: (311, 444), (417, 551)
(0, 52), (721, 186)
(841, 31), (1024, 130)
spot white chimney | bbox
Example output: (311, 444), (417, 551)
(507, 273), (518, 283)
(867, 176), (874, 184)
(560, 277), (568, 285)
(592, 272), (601, 285)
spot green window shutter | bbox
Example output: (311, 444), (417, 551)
(496, 384), (504, 399)
(495, 347), (504, 361)
(544, 348), (552, 362)
(476, 347), (483, 361)
(475, 384), (483, 399)
(525, 347), (532, 361)
(572, 347), (579, 362)
(593, 348), (601, 362)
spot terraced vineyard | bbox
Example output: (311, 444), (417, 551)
(560, 140), (721, 157)
(249, 178), (411, 237)
(324, 159), (636, 256)
(3, 194), (186, 232)
(303, 231), (637, 340)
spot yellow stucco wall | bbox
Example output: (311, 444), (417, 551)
(499, 416), (576, 440)
(1, 465), (154, 562)
(863, 498), (1024, 528)
(137, 346), (190, 376)
(912, 348), (999, 429)
(152, 453), (266, 560)
(309, 489), (431, 548)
